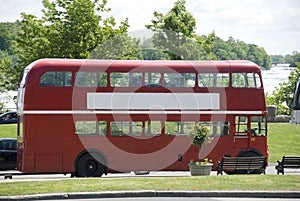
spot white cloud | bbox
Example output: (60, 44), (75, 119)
(0, 0), (43, 21)
(187, 0), (300, 54)
(0, 0), (299, 55)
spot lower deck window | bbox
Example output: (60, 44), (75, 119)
(145, 121), (162, 136)
(198, 122), (230, 136)
(75, 121), (107, 135)
(75, 120), (230, 137)
(250, 116), (266, 136)
(235, 116), (266, 136)
(110, 122), (142, 136)
(165, 122), (195, 135)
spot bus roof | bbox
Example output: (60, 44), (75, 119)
(25, 59), (261, 72)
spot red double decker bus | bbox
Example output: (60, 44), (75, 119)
(17, 59), (268, 176)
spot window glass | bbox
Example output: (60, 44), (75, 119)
(235, 116), (248, 135)
(145, 121), (162, 136)
(75, 72), (107, 87)
(198, 73), (229, 87)
(144, 72), (161, 87)
(247, 73), (256, 88)
(198, 122), (230, 136)
(75, 121), (107, 135)
(165, 121), (195, 135)
(3, 140), (16, 150)
(164, 73), (196, 87)
(232, 73), (262, 88)
(110, 122), (142, 136)
(40, 72), (72, 87)
(254, 73), (262, 88)
(250, 116), (266, 136)
(110, 72), (142, 87)
(232, 73), (246, 88)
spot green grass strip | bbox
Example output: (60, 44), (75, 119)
(0, 175), (299, 196)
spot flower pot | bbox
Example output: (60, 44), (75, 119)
(188, 163), (213, 176)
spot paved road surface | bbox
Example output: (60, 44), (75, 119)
(39, 198), (300, 201)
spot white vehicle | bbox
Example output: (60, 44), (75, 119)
(291, 78), (300, 124)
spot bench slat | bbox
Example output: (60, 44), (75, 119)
(217, 156), (267, 175)
(276, 156), (300, 175)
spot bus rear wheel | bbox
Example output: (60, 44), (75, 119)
(75, 154), (105, 177)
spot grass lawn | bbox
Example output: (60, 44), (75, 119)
(0, 124), (17, 138)
(0, 175), (299, 196)
(268, 123), (300, 162)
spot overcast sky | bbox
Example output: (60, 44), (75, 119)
(0, 0), (299, 55)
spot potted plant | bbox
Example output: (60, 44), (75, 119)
(188, 125), (213, 176)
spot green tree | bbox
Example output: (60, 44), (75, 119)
(145, 0), (215, 60)
(138, 37), (169, 60)
(0, 22), (20, 53)
(270, 55), (285, 64)
(90, 32), (141, 60)
(267, 62), (300, 115)
(0, 51), (13, 92)
(289, 52), (300, 67)
(213, 36), (271, 69)
(9, 0), (130, 90)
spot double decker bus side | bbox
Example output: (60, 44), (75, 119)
(17, 59), (268, 176)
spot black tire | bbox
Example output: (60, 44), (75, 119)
(75, 154), (105, 177)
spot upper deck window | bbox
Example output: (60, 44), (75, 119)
(144, 72), (161, 87)
(40, 71), (72, 87)
(198, 73), (229, 87)
(110, 72), (142, 87)
(232, 73), (261, 88)
(164, 73), (196, 87)
(75, 72), (107, 87)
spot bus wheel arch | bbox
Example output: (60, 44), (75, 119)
(237, 148), (263, 157)
(74, 149), (108, 177)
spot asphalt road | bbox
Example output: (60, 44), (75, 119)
(39, 198), (300, 201)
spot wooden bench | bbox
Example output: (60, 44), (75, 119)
(216, 156), (267, 175)
(275, 156), (300, 175)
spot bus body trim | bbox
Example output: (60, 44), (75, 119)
(21, 110), (265, 115)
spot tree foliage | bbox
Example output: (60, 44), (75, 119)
(270, 51), (300, 66)
(6, 0), (132, 90)
(0, 22), (20, 53)
(145, 0), (215, 60)
(15, 0), (130, 61)
(213, 36), (271, 69)
(90, 32), (141, 60)
(288, 52), (300, 67)
(267, 62), (300, 115)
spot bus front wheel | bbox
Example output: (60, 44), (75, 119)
(75, 153), (105, 177)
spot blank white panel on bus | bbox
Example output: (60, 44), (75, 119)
(87, 93), (220, 110)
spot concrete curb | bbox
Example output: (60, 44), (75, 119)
(1, 190), (300, 200)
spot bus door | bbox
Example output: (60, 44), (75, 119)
(233, 115), (267, 151)
(233, 116), (250, 149)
